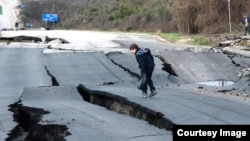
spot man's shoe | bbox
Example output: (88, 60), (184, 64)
(141, 92), (148, 98)
(149, 90), (157, 97)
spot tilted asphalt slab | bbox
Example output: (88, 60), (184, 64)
(19, 85), (171, 141)
(156, 51), (240, 83)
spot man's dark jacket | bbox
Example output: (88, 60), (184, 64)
(135, 48), (155, 74)
(242, 15), (250, 25)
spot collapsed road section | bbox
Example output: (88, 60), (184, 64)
(77, 84), (174, 131)
(0, 35), (69, 44)
(6, 101), (70, 141)
(6, 85), (171, 141)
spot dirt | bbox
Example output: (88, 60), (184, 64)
(175, 33), (246, 47)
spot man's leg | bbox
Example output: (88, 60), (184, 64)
(244, 26), (247, 36)
(146, 71), (157, 97)
(140, 74), (148, 98)
(141, 90), (148, 98)
(146, 71), (155, 90)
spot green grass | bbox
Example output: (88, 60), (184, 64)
(152, 32), (209, 46)
(0, 6), (2, 15)
(191, 37), (208, 45)
(149, 32), (213, 46)
(159, 33), (181, 42)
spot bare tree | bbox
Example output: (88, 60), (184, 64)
(172, 0), (250, 34)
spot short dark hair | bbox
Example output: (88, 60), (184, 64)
(129, 43), (139, 50)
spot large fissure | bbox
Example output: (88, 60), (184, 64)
(77, 84), (174, 131)
(106, 52), (177, 79)
(106, 53), (140, 79)
(45, 66), (59, 86)
(155, 55), (178, 76)
(223, 52), (250, 80)
(6, 101), (70, 141)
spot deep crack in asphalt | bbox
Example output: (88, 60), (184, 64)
(77, 84), (174, 131)
(6, 101), (70, 141)
(45, 66), (59, 86)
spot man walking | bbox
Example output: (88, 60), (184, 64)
(15, 22), (19, 31)
(242, 13), (250, 36)
(130, 43), (157, 98)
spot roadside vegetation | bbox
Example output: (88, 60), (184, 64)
(158, 33), (181, 43)
(19, 0), (250, 45)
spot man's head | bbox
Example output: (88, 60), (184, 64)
(243, 13), (247, 17)
(130, 43), (139, 53)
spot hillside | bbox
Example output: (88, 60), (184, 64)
(20, 0), (250, 34)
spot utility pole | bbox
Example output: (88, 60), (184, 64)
(228, 0), (232, 33)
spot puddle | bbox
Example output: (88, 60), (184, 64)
(197, 80), (235, 87)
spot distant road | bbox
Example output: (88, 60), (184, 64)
(0, 0), (19, 29)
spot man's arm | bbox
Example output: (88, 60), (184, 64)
(136, 55), (146, 74)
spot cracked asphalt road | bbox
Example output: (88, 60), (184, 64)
(0, 30), (250, 141)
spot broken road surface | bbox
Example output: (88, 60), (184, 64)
(0, 30), (250, 141)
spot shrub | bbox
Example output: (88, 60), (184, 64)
(109, 5), (134, 20)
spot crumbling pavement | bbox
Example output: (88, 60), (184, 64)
(1, 32), (250, 141)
